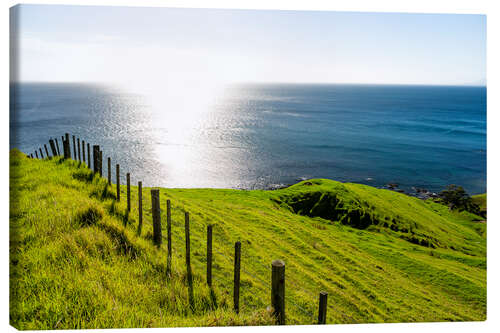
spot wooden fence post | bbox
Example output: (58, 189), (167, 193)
(35, 150), (38, 159)
(99, 150), (103, 175)
(49, 139), (57, 156)
(39, 148), (44, 159)
(82, 140), (85, 163)
(92, 145), (99, 174)
(44, 144), (50, 158)
(167, 199), (172, 273)
(116, 164), (120, 201)
(72, 135), (76, 160)
(64, 133), (70, 159)
(151, 189), (162, 246)
(318, 292), (328, 324)
(137, 181), (143, 235)
(234, 241), (241, 313)
(87, 143), (90, 168)
(126, 173), (131, 211)
(207, 225), (213, 287)
(185, 212), (192, 285)
(63, 139), (69, 159)
(271, 260), (285, 325)
(55, 138), (60, 155)
(77, 138), (81, 161)
(107, 157), (111, 185)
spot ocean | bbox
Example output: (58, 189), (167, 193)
(10, 83), (486, 195)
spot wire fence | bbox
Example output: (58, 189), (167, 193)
(25, 133), (360, 325)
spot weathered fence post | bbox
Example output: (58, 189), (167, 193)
(64, 133), (70, 159)
(167, 199), (172, 274)
(207, 225), (213, 287)
(92, 145), (99, 174)
(82, 140), (85, 163)
(49, 139), (57, 156)
(234, 241), (241, 313)
(63, 139), (69, 159)
(39, 148), (44, 159)
(44, 144), (50, 158)
(126, 173), (131, 211)
(185, 212), (192, 285)
(318, 291), (328, 324)
(116, 164), (120, 201)
(107, 157), (111, 185)
(137, 181), (143, 235)
(55, 138), (60, 155)
(151, 189), (162, 246)
(77, 138), (81, 161)
(87, 143), (90, 168)
(99, 150), (103, 175)
(271, 260), (285, 325)
(72, 135), (77, 160)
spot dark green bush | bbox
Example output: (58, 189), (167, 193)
(438, 184), (481, 216)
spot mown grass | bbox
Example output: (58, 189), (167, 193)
(9, 149), (486, 329)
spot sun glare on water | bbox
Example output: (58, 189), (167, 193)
(117, 73), (234, 186)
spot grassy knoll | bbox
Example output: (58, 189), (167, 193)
(9, 150), (486, 329)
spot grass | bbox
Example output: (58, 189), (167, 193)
(9, 149), (486, 329)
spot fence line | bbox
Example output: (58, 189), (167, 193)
(24, 133), (361, 326)
(162, 217), (332, 324)
(157, 206), (354, 324)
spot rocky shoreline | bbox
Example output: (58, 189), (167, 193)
(383, 183), (439, 200)
(263, 178), (440, 200)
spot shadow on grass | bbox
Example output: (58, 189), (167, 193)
(75, 205), (103, 227)
(107, 200), (131, 226)
(97, 222), (140, 260)
(210, 288), (218, 309)
(72, 169), (95, 183)
(187, 265), (195, 311)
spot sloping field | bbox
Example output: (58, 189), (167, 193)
(9, 150), (486, 329)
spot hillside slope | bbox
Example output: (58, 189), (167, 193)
(9, 150), (486, 329)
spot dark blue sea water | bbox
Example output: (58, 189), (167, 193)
(10, 83), (486, 194)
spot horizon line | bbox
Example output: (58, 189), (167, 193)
(10, 79), (487, 88)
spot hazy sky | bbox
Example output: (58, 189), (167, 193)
(11, 4), (486, 87)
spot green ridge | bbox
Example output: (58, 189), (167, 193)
(9, 150), (486, 329)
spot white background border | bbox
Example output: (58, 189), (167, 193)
(2, 1), (498, 332)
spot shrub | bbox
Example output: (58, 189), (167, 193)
(438, 185), (481, 215)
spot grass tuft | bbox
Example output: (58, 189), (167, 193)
(75, 205), (103, 227)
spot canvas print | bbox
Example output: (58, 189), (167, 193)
(9, 4), (486, 330)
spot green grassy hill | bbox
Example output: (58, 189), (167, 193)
(9, 150), (486, 329)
